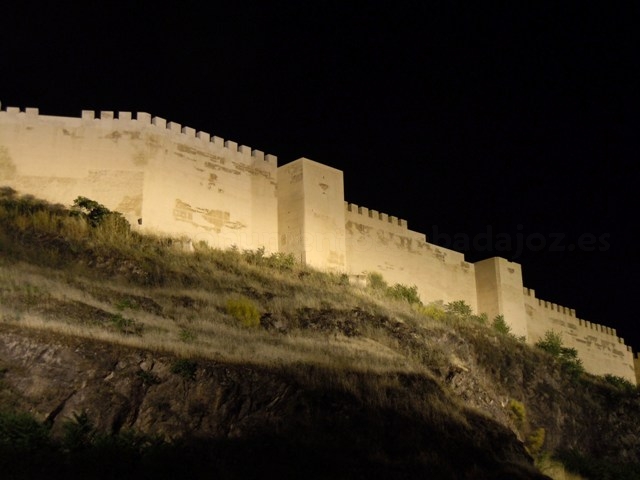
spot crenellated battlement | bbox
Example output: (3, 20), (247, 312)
(344, 202), (408, 229)
(1, 101), (636, 384)
(523, 286), (628, 341)
(523, 287), (577, 317)
(575, 318), (622, 338)
(0, 104), (277, 166)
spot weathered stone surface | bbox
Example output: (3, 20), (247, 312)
(0, 324), (552, 478)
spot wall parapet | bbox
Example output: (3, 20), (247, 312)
(523, 287), (576, 317)
(0, 104), (277, 167)
(3, 101), (636, 382)
(523, 286), (629, 340)
(344, 202), (408, 229)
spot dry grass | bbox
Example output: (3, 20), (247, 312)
(0, 190), (522, 384)
(0, 258), (421, 375)
(6, 191), (635, 479)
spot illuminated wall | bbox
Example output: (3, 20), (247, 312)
(344, 201), (477, 311)
(0, 106), (278, 252)
(475, 257), (528, 339)
(278, 159), (347, 271)
(524, 288), (636, 381)
(1, 103), (636, 383)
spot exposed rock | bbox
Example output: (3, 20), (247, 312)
(0, 324), (549, 479)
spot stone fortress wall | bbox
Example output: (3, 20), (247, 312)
(0, 104), (636, 383)
(344, 201), (478, 313)
(0, 105), (278, 253)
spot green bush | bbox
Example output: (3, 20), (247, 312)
(179, 328), (197, 343)
(445, 300), (473, 319)
(241, 247), (296, 271)
(242, 246), (267, 265)
(72, 197), (109, 226)
(71, 196), (131, 242)
(470, 312), (488, 325)
(366, 272), (388, 291)
(110, 313), (143, 335)
(266, 251), (296, 271)
(536, 331), (584, 379)
(0, 410), (51, 452)
(226, 296), (261, 328)
(492, 314), (511, 335)
(386, 283), (422, 305)
(365, 272), (421, 305)
(535, 330), (563, 357)
(136, 369), (160, 386)
(507, 399), (527, 431)
(417, 302), (446, 320)
(526, 427), (546, 456)
(115, 298), (140, 311)
(62, 411), (96, 452)
(603, 374), (636, 393)
(170, 359), (197, 380)
(557, 448), (640, 480)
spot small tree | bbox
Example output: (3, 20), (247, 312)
(445, 300), (473, 319)
(492, 314), (511, 335)
(535, 331), (563, 357)
(536, 331), (584, 379)
(387, 283), (422, 305)
(71, 196), (130, 239)
(72, 196), (112, 226)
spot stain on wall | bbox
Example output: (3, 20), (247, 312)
(1, 106), (635, 383)
(0, 146), (16, 180)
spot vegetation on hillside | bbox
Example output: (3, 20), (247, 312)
(1, 188), (639, 479)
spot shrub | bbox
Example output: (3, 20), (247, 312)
(226, 296), (261, 328)
(72, 196), (112, 226)
(266, 251), (296, 271)
(559, 351), (584, 379)
(240, 247), (296, 271)
(445, 300), (473, 319)
(71, 196), (130, 238)
(526, 427), (546, 456)
(535, 331), (563, 357)
(115, 298), (139, 311)
(170, 359), (197, 380)
(136, 370), (160, 386)
(536, 331), (584, 379)
(492, 314), (511, 335)
(417, 302), (446, 320)
(365, 272), (421, 305)
(179, 328), (197, 343)
(366, 272), (388, 291)
(386, 283), (422, 305)
(603, 374), (636, 394)
(470, 312), (488, 325)
(507, 399), (527, 431)
(556, 448), (640, 479)
(62, 411), (96, 452)
(110, 313), (143, 335)
(242, 246), (266, 265)
(0, 410), (51, 452)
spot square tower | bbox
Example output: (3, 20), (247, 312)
(277, 158), (347, 271)
(475, 257), (528, 338)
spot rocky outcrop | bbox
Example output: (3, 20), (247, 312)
(0, 324), (549, 479)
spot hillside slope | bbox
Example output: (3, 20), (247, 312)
(1, 189), (639, 479)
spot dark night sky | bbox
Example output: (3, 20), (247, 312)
(1, 3), (639, 351)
